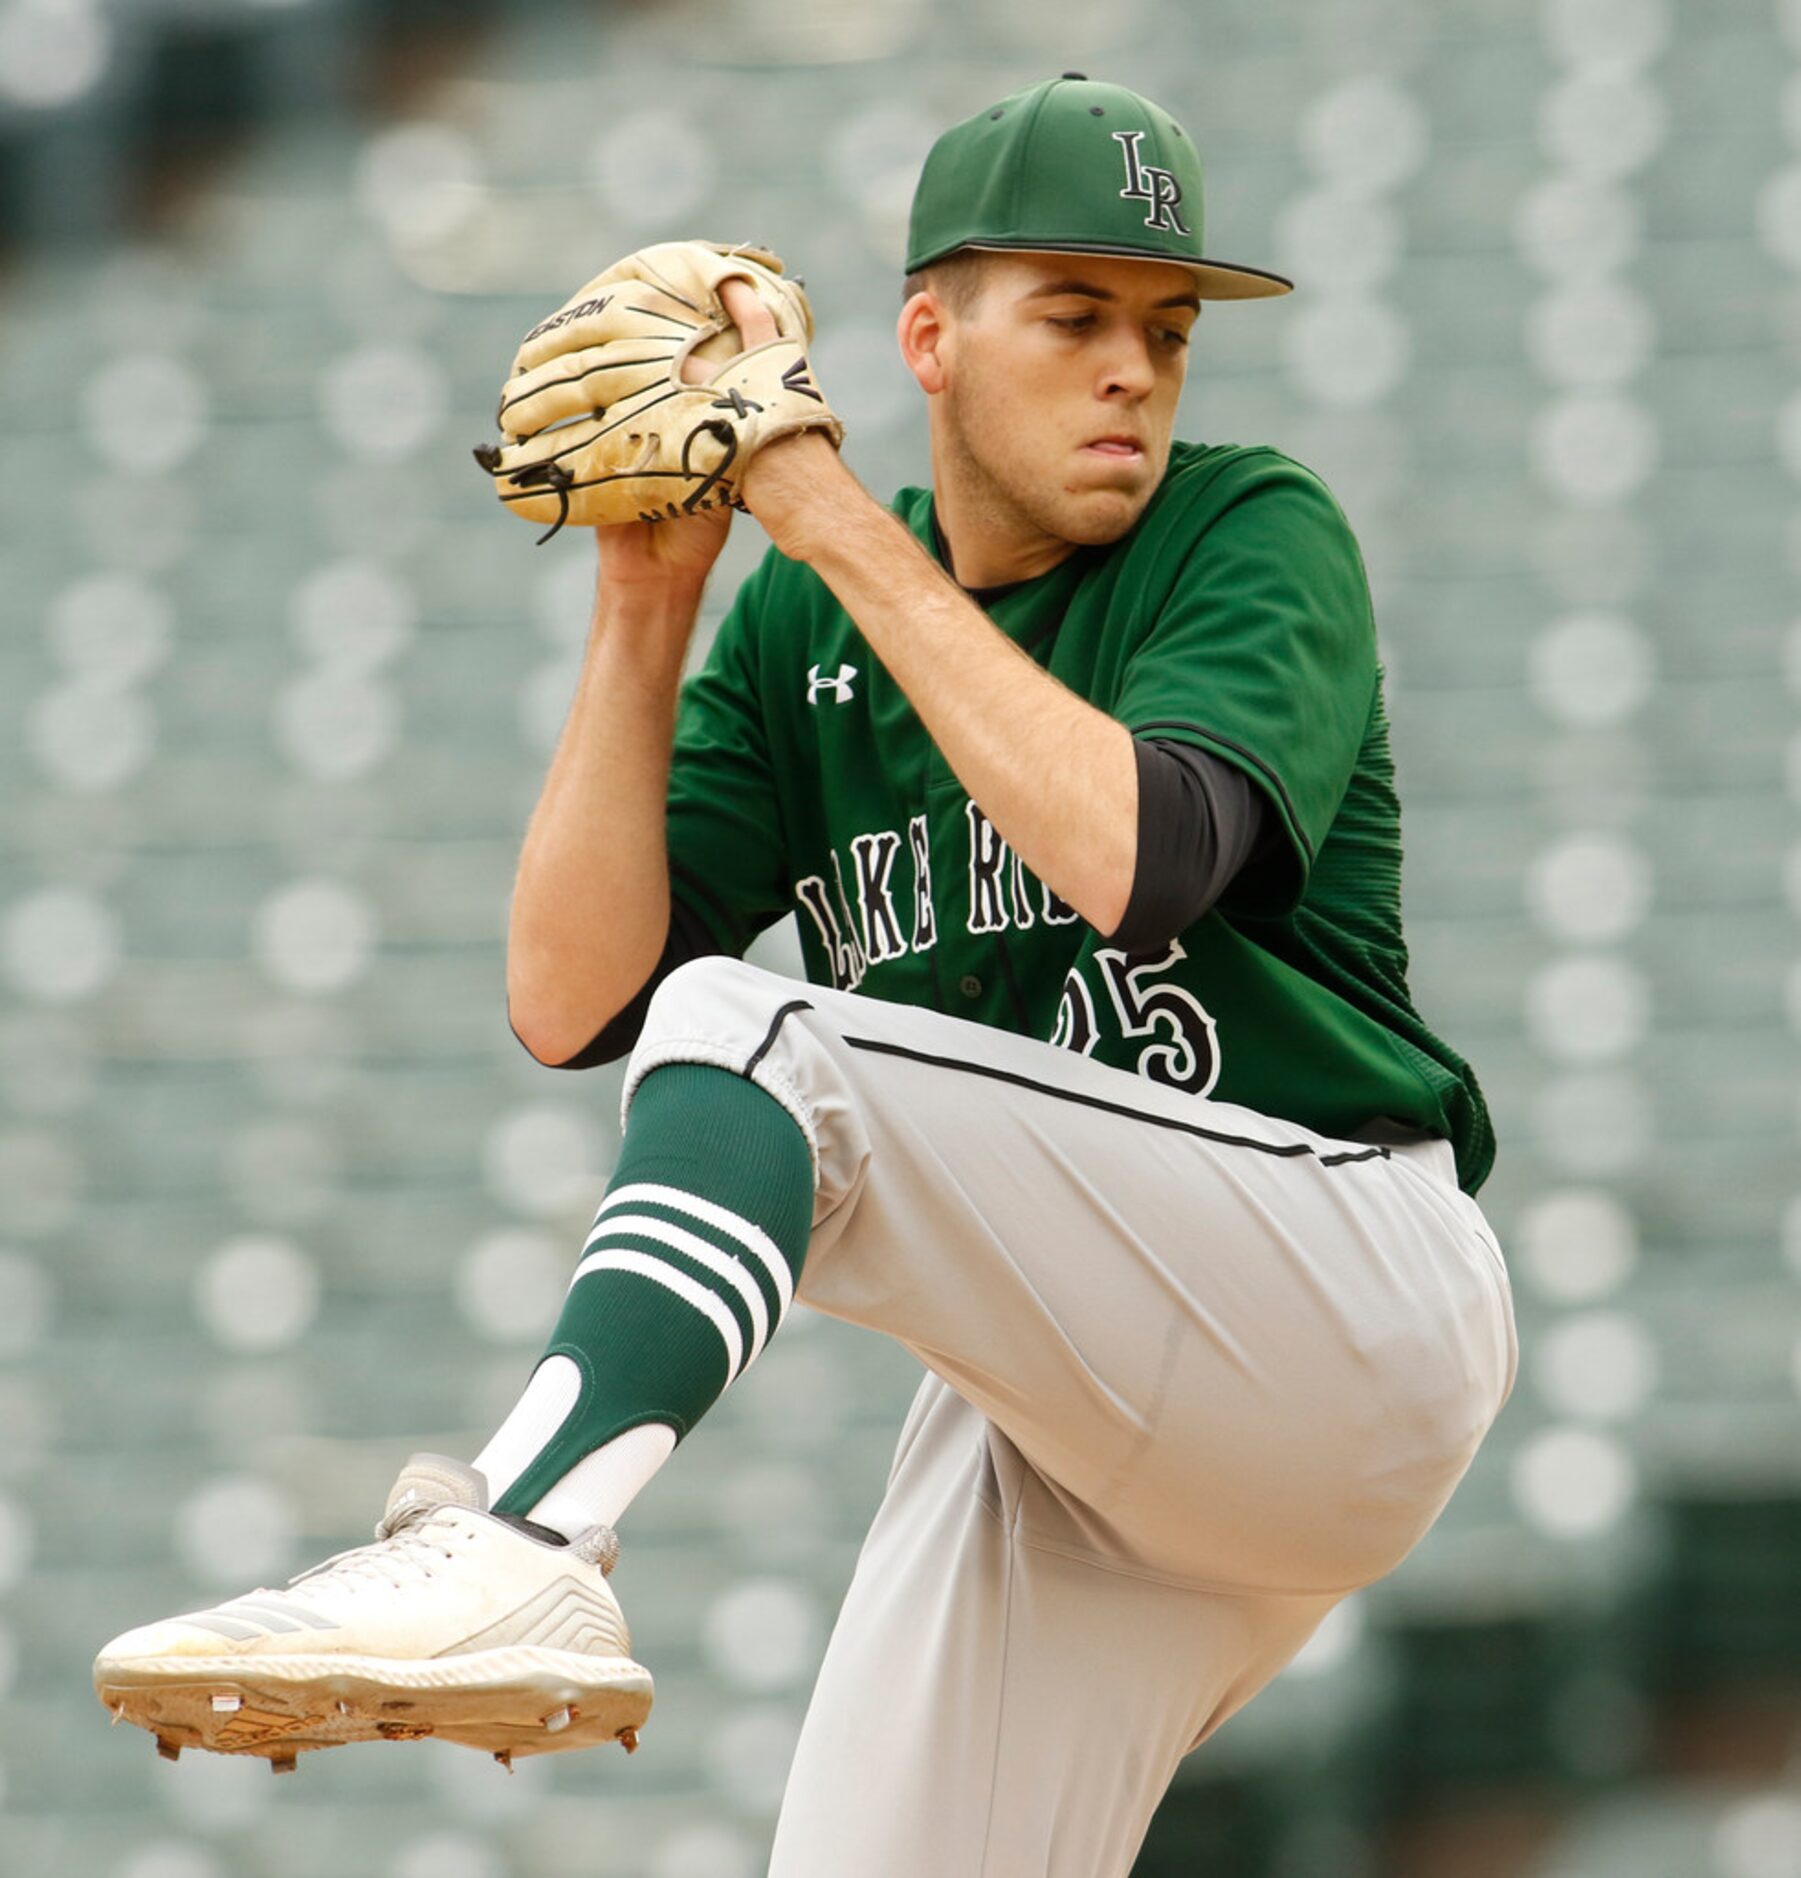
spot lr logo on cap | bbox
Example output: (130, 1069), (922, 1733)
(1113, 130), (1190, 236)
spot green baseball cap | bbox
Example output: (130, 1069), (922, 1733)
(906, 73), (1292, 301)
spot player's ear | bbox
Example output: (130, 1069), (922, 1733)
(898, 289), (951, 397)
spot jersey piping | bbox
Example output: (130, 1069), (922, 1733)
(744, 1000), (815, 1079)
(843, 1035), (1393, 1168)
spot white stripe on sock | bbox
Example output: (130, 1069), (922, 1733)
(595, 1181), (797, 1317)
(579, 1213), (772, 1368)
(569, 1248), (745, 1380)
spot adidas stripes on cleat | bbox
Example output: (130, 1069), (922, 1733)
(93, 1455), (652, 1770)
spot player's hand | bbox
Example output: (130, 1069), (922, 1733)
(715, 279), (863, 564)
(593, 278), (788, 596)
(592, 502), (733, 597)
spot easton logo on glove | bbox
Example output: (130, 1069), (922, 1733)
(472, 241), (844, 543)
(520, 292), (616, 346)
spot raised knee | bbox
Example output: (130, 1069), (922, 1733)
(625, 958), (828, 1166)
(634, 957), (824, 1090)
(637, 955), (791, 1052)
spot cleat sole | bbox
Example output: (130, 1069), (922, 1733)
(97, 1648), (652, 1762)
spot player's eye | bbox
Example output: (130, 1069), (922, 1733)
(1154, 326), (1191, 350)
(1046, 314), (1095, 332)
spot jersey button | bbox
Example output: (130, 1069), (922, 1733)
(958, 974), (983, 999)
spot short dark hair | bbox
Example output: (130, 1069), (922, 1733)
(901, 249), (990, 314)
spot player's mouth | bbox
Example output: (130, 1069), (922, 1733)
(1079, 436), (1144, 461)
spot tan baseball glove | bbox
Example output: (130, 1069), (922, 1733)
(473, 241), (844, 542)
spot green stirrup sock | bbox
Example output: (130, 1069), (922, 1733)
(490, 1062), (814, 1520)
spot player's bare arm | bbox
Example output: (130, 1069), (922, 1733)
(728, 257), (1204, 938)
(741, 431), (1138, 934)
(505, 568), (703, 1066)
(506, 404), (743, 1065)
(493, 246), (840, 1063)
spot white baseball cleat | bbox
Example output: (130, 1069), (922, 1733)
(93, 1454), (653, 1772)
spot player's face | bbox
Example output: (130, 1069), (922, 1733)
(937, 252), (1199, 548)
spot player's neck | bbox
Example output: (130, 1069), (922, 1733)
(927, 446), (1078, 590)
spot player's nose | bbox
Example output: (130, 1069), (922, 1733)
(1096, 329), (1158, 400)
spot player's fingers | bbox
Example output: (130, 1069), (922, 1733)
(675, 277), (784, 388)
(719, 276), (783, 351)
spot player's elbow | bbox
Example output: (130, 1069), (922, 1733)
(506, 997), (617, 1070)
(507, 1008), (577, 1069)
(1082, 858), (1137, 943)
(1041, 825), (1137, 943)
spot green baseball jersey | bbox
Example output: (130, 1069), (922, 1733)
(664, 440), (1495, 1195)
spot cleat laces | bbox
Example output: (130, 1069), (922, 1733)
(283, 1501), (466, 1597)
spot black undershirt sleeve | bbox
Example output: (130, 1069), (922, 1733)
(1104, 737), (1271, 954)
(527, 893), (723, 1071)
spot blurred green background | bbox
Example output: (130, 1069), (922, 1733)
(0, 0), (1797, 1873)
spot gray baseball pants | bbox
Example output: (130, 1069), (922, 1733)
(623, 958), (1519, 1878)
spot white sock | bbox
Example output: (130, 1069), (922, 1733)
(474, 1355), (677, 1538)
(526, 1422), (677, 1537)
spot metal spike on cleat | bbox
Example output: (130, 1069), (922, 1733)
(542, 1705), (572, 1734)
(211, 1693), (242, 1713)
(156, 1736), (180, 1762)
(617, 1727), (640, 1754)
(271, 1753), (298, 1776)
(493, 1750), (514, 1773)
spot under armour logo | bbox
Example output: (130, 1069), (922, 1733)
(806, 662), (857, 705)
(1114, 130), (1190, 235)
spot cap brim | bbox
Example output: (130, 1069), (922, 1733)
(946, 240), (1294, 300)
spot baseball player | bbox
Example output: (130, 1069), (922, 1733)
(96, 76), (1519, 1876)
